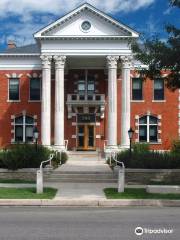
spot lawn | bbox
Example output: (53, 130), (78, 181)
(104, 188), (180, 200)
(0, 187), (57, 199)
(0, 179), (35, 184)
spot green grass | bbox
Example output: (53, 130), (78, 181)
(104, 188), (180, 200)
(0, 179), (35, 184)
(0, 187), (57, 199)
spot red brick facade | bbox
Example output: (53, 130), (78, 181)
(0, 69), (178, 150)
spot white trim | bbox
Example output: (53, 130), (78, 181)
(152, 100), (166, 103)
(96, 135), (101, 139)
(131, 100), (145, 103)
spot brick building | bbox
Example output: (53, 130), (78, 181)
(0, 3), (178, 152)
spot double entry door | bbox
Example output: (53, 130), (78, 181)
(77, 125), (95, 150)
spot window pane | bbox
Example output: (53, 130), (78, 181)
(139, 116), (147, 124)
(25, 126), (33, 142)
(88, 82), (95, 91)
(149, 126), (158, 142)
(78, 81), (85, 92)
(132, 78), (142, 100)
(15, 126), (23, 142)
(149, 116), (158, 124)
(139, 126), (147, 142)
(15, 116), (23, 124)
(25, 116), (34, 124)
(30, 78), (40, 100)
(9, 78), (19, 100)
(154, 79), (164, 100)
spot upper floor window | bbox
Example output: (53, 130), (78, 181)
(14, 115), (35, 143)
(77, 72), (95, 95)
(139, 115), (158, 143)
(30, 78), (41, 101)
(154, 78), (164, 100)
(132, 78), (143, 100)
(78, 80), (86, 95)
(9, 78), (19, 101)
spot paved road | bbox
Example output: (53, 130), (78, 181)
(0, 207), (179, 240)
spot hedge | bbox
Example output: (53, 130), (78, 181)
(0, 144), (68, 170)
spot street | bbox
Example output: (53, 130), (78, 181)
(0, 207), (179, 240)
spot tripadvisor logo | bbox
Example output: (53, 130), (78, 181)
(135, 226), (173, 236)
(135, 227), (143, 236)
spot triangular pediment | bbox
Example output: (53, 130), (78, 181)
(34, 3), (139, 39)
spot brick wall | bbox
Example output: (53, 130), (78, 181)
(0, 69), (178, 150)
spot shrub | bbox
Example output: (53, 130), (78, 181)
(133, 143), (150, 154)
(2, 144), (50, 170)
(171, 140), (180, 154)
(114, 149), (180, 169)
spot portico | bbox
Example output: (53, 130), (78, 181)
(33, 3), (139, 151)
(40, 54), (132, 151)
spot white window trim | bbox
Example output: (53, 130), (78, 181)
(131, 77), (144, 101)
(8, 78), (20, 102)
(29, 77), (42, 102)
(153, 78), (165, 101)
(138, 115), (159, 143)
(13, 115), (36, 143)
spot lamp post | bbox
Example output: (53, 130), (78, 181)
(33, 127), (39, 152)
(128, 127), (134, 157)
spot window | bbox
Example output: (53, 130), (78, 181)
(154, 78), (164, 100)
(77, 73), (95, 96)
(132, 78), (143, 100)
(87, 81), (95, 95)
(78, 80), (85, 95)
(14, 115), (35, 143)
(30, 78), (41, 100)
(9, 78), (19, 100)
(139, 115), (158, 143)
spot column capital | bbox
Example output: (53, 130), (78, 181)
(40, 55), (52, 68)
(106, 55), (119, 68)
(54, 55), (66, 69)
(120, 55), (133, 68)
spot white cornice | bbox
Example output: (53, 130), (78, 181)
(36, 35), (136, 40)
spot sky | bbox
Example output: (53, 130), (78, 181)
(0, 0), (179, 51)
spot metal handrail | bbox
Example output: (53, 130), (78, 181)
(64, 140), (68, 151)
(40, 153), (54, 171)
(110, 151), (125, 169)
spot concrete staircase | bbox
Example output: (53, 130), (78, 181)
(44, 151), (117, 183)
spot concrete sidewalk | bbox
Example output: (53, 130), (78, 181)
(0, 183), (180, 207)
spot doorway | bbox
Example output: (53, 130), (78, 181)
(77, 125), (95, 150)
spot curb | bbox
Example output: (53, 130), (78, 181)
(0, 199), (180, 207)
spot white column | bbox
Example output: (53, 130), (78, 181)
(40, 55), (52, 146)
(120, 56), (132, 148)
(106, 56), (119, 148)
(54, 55), (66, 149)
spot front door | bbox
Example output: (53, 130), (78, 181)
(77, 125), (95, 150)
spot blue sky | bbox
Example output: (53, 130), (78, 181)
(0, 0), (179, 51)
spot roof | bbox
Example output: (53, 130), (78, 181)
(34, 2), (139, 38)
(2, 44), (40, 54)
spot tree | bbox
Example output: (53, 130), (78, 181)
(132, 0), (180, 90)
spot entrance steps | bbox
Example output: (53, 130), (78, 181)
(44, 151), (117, 183)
